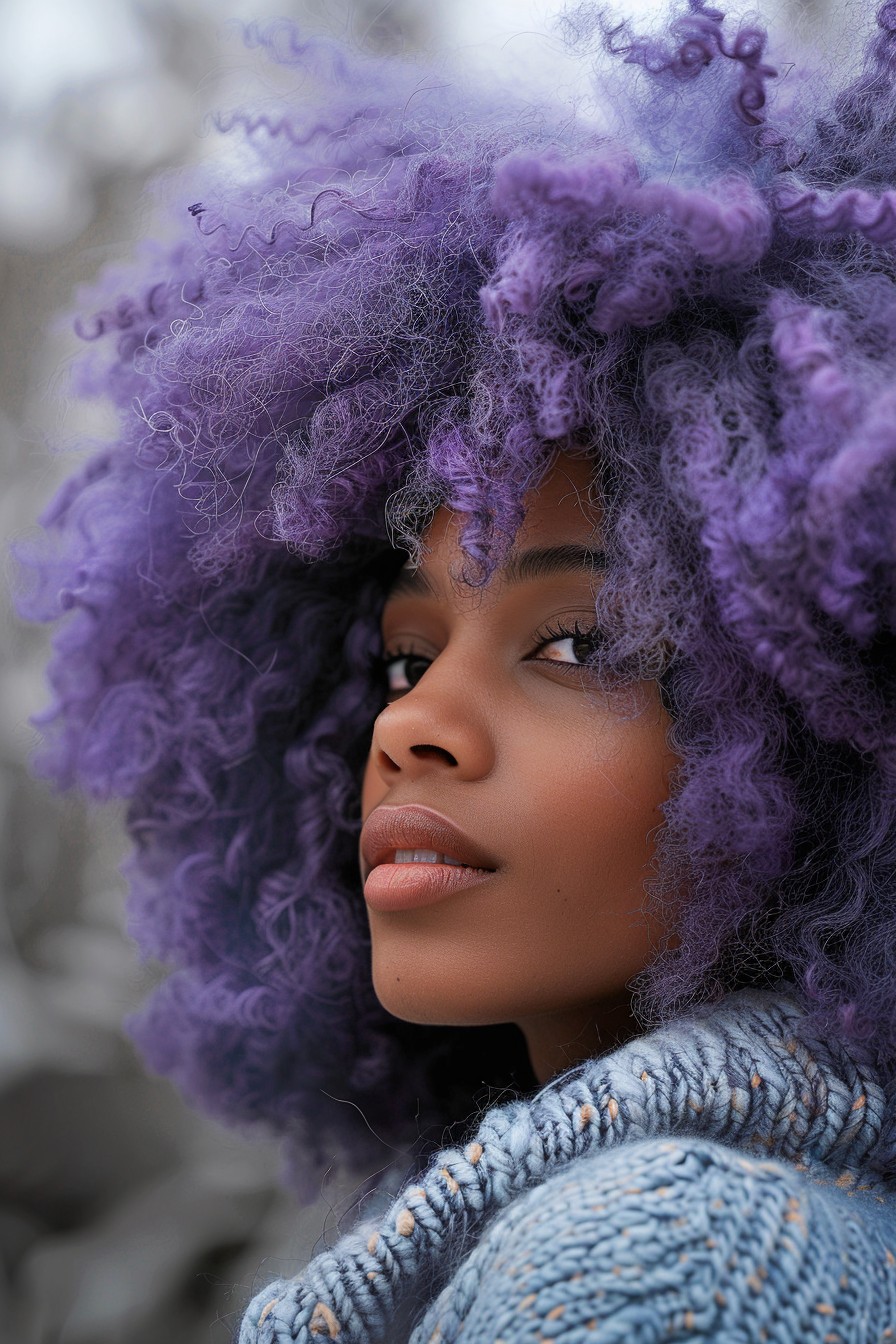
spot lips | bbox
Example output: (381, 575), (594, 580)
(360, 804), (498, 881)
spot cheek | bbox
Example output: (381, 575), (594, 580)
(482, 706), (675, 994)
(510, 700), (675, 905)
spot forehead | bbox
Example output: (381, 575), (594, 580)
(403, 451), (602, 584)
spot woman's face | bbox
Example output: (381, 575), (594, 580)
(359, 451), (678, 1081)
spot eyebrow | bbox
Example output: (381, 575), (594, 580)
(387, 543), (606, 600)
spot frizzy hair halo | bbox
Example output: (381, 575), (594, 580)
(16, 3), (896, 1191)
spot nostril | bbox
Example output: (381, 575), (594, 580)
(410, 744), (458, 766)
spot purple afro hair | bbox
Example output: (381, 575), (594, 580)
(17, 3), (896, 1192)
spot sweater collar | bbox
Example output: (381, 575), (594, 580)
(241, 986), (896, 1343)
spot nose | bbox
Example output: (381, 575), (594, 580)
(367, 653), (495, 784)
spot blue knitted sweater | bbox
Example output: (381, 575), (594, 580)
(240, 989), (896, 1342)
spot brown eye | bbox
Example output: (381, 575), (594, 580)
(533, 620), (601, 666)
(383, 650), (432, 693)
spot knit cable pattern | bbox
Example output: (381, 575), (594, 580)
(240, 989), (896, 1343)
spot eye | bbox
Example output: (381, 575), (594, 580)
(381, 645), (432, 694)
(532, 620), (601, 668)
(378, 620), (602, 697)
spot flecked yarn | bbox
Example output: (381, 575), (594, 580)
(239, 989), (896, 1341)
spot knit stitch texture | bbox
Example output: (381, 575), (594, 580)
(239, 990), (896, 1342)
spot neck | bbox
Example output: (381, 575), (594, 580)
(517, 992), (640, 1085)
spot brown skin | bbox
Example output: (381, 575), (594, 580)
(360, 450), (679, 1084)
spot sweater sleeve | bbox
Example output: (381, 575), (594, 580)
(410, 1136), (896, 1344)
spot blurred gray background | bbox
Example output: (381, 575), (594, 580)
(0, 0), (839, 1339)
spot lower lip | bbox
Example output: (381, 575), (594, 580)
(363, 863), (496, 911)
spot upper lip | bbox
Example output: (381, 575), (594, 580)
(360, 805), (499, 879)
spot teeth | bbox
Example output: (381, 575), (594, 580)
(394, 849), (468, 866)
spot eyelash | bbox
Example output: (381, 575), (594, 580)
(535, 619), (599, 660)
(378, 619), (601, 694)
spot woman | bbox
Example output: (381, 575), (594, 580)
(21, 1), (896, 1338)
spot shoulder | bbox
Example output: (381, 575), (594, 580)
(411, 1136), (896, 1343)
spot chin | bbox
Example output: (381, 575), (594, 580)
(372, 977), (492, 1028)
(368, 949), (594, 1030)
(370, 954), (513, 1028)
